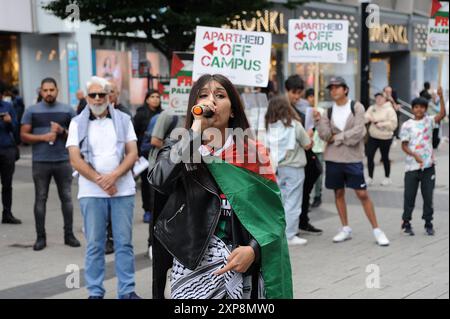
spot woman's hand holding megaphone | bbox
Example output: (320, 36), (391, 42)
(191, 102), (216, 133)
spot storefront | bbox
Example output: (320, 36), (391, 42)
(91, 36), (169, 110)
(0, 33), (20, 89)
(224, 1), (448, 106)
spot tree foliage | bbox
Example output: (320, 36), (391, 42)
(45, 0), (311, 60)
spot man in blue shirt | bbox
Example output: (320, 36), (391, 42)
(0, 82), (21, 224)
(21, 77), (80, 251)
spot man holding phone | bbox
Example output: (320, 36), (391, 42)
(21, 77), (80, 251)
(0, 82), (21, 224)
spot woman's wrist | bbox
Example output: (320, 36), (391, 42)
(191, 119), (202, 133)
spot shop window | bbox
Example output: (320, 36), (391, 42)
(411, 53), (441, 100)
(0, 35), (20, 88)
(290, 48), (358, 106)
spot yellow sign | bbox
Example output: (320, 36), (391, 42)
(369, 24), (408, 44)
(223, 10), (287, 35)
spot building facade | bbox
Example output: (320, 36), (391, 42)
(0, 0), (169, 109)
(225, 0), (449, 105)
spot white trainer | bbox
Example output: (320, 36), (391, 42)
(374, 229), (390, 246)
(333, 228), (352, 243)
(366, 177), (374, 186)
(380, 178), (392, 186)
(288, 236), (308, 246)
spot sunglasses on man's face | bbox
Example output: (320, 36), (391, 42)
(87, 92), (108, 99)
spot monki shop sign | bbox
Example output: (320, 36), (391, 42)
(193, 26), (272, 87)
(369, 24), (409, 45)
(223, 10), (287, 35)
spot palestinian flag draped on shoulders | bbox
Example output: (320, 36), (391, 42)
(204, 134), (293, 299)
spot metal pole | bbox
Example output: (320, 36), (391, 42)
(314, 62), (319, 108)
(360, 0), (371, 109)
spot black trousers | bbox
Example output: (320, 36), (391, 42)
(0, 147), (16, 215)
(32, 161), (74, 237)
(366, 136), (393, 178)
(299, 150), (322, 228)
(402, 166), (435, 223)
(140, 168), (153, 212)
(151, 190), (173, 299)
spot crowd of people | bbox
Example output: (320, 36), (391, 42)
(0, 73), (446, 299)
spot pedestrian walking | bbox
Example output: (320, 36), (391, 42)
(365, 92), (398, 186)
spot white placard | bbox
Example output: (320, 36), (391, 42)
(193, 26), (272, 87)
(169, 78), (192, 115)
(426, 2), (449, 54)
(288, 19), (349, 64)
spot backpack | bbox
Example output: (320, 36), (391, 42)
(327, 100), (356, 119)
(327, 100), (369, 143)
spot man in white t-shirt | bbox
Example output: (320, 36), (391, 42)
(314, 77), (390, 247)
(66, 76), (141, 299)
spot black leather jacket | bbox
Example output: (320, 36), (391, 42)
(148, 130), (260, 271)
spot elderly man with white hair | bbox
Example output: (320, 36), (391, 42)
(66, 76), (141, 299)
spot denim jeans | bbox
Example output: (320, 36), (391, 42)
(277, 166), (305, 240)
(32, 161), (73, 237)
(79, 196), (136, 298)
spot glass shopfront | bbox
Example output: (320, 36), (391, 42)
(224, 3), (448, 105)
(91, 36), (169, 109)
(0, 34), (20, 88)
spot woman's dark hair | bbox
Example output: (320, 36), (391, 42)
(185, 74), (250, 130)
(143, 89), (162, 111)
(265, 95), (300, 130)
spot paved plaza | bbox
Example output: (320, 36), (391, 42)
(0, 132), (448, 299)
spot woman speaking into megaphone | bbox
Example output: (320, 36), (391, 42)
(190, 95), (218, 134)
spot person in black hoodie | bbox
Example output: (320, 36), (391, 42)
(0, 82), (21, 224)
(133, 90), (162, 224)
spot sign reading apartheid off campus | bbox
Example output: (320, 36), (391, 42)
(193, 26), (272, 87)
(427, 1), (449, 54)
(288, 19), (349, 64)
(169, 52), (194, 115)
